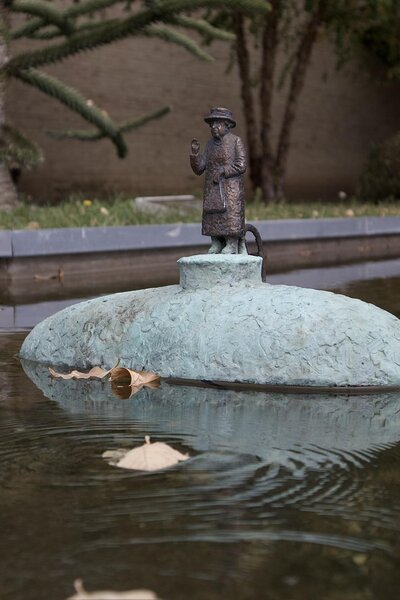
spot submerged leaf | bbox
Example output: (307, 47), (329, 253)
(49, 366), (109, 380)
(66, 579), (159, 599)
(103, 436), (189, 472)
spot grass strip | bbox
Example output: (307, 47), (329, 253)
(1, 193), (400, 230)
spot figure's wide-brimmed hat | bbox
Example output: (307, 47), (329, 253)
(204, 107), (236, 128)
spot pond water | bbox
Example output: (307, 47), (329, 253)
(2, 259), (400, 600)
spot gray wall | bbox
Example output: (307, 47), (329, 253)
(7, 32), (400, 201)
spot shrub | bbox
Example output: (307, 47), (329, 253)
(358, 133), (400, 201)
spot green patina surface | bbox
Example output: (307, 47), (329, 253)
(20, 255), (400, 386)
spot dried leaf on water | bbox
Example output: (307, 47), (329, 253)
(102, 449), (127, 466)
(49, 366), (109, 380)
(103, 435), (189, 471)
(110, 367), (160, 386)
(66, 579), (159, 599)
(34, 267), (64, 282)
(49, 365), (160, 391)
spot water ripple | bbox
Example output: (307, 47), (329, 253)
(3, 334), (400, 600)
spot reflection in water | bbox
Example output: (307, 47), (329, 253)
(21, 360), (400, 477)
(334, 276), (400, 319)
(0, 349), (397, 599)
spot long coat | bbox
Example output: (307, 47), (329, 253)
(190, 132), (247, 238)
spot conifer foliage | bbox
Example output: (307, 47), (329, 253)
(0, 0), (267, 208)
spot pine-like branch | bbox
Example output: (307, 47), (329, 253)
(14, 68), (127, 157)
(67, 0), (128, 19)
(172, 16), (235, 41)
(8, 0), (268, 72)
(27, 14), (235, 44)
(22, 20), (216, 62)
(11, 0), (123, 40)
(26, 16), (121, 42)
(11, 0), (74, 37)
(143, 25), (214, 61)
(0, 123), (43, 170)
(24, 27), (70, 41)
(47, 105), (171, 141)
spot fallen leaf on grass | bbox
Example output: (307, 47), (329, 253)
(103, 435), (189, 471)
(26, 221), (40, 230)
(352, 553), (368, 566)
(66, 579), (159, 599)
(49, 366), (109, 380)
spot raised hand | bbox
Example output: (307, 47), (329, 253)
(191, 138), (200, 155)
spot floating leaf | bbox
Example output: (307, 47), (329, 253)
(48, 365), (160, 391)
(102, 449), (127, 466)
(66, 579), (159, 599)
(49, 366), (109, 380)
(109, 367), (160, 386)
(103, 436), (189, 472)
(34, 267), (64, 281)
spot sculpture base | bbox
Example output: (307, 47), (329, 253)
(179, 254), (262, 289)
(20, 254), (400, 387)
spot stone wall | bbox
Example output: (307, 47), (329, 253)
(7, 33), (400, 202)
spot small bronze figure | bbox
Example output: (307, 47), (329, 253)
(190, 107), (247, 254)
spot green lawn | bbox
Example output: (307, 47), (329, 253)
(1, 194), (400, 230)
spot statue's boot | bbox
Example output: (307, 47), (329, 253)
(208, 236), (223, 254)
(221, 237), (239, 254)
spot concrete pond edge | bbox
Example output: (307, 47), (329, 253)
(2, 216), (400, 258)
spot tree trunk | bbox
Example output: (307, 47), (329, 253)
(0, 2), (17, 210)
(233, 12), (261, 192)
(259, 0), (280, 203)
(274, 9), (321, 200)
